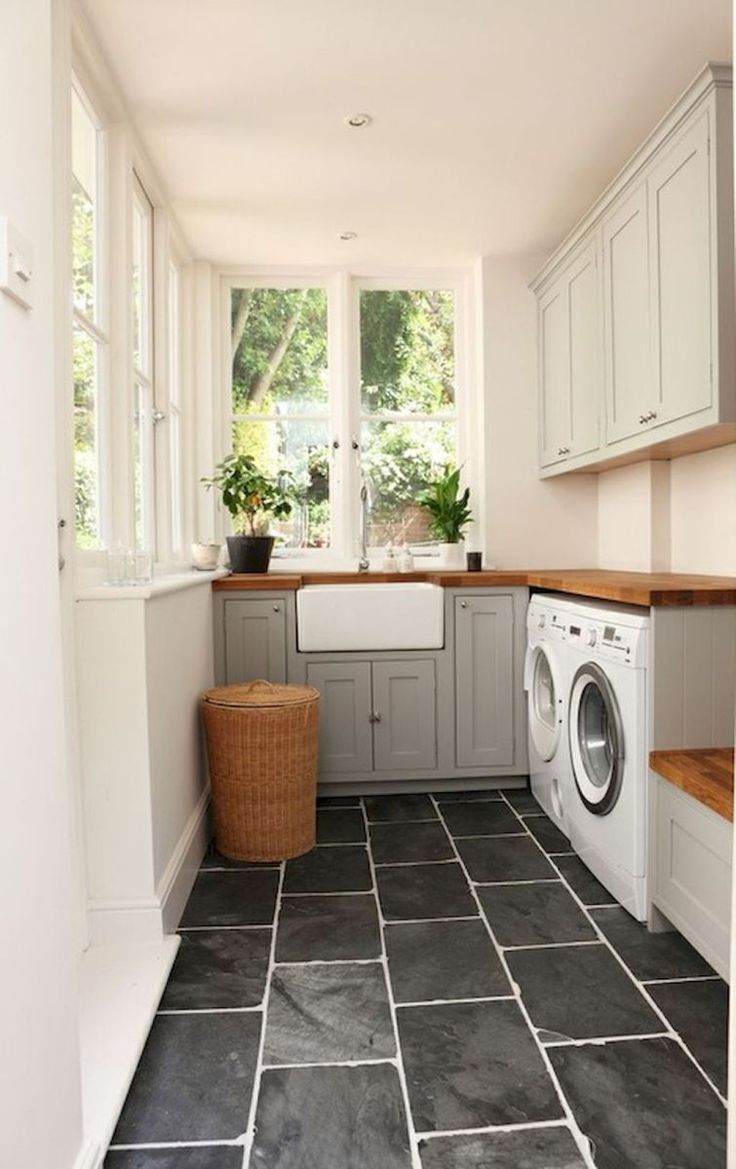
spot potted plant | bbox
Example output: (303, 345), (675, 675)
(202, 454), (295, 574)
(419, 465), (472, 568)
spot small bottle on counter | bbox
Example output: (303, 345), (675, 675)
(398, 543), (414, 572)
(382, 543), (396, 572)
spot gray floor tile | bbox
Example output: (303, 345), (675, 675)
(457, 836), (556, 883)
(376, 862), (477, 921)
(554, 854), (616, 906)
(550, 1037), (726, 1169)
(316, 806), (366, 843)
(283, 845), (372, 893)
(263, 962), (394, 1065)
(507, 943), (662, 1041)
(364, 793), (438, 822)
(440, 800), (521, 837)
(419, 1126), (588, 1169)
(523, 815), (571, 853)
(370, 820), (453, 864)
(249, 1064), (412, 1168)
(276, 893), (380, 962)
(397, 999), (563, 1131)
(590, 906), (716, 980)
(160, 928), (271, 1010)
(112, 1013), (261, 1143)
(200, 842), (279, 870)
(106, 1150), (242, 1169)
(385, 918), (510, 1003)
(433, 789), (503, 802)
(502, 788), (543, 813)
(478, 882), (596, 947)
(180, 870), (279, 927)
(648, 978), (729, 1094)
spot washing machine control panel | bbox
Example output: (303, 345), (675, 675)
(568, 618), (647, 666)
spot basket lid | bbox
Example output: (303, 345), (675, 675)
(203, 680), (319, 709)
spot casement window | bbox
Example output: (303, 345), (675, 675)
(226, 277), (461, 558)
(166, 258), (185, 557)
(71, 82), (108, 549)
(131, 175), (155, 552)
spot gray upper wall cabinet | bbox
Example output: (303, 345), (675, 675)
(532, 64), (735, 477)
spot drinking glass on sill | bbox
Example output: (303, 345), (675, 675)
(106, 543), (129, 586)
(132, 551), (153, 585)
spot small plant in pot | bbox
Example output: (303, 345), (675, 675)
(202, 454), (295, 574)
(419, 465), (472, 568)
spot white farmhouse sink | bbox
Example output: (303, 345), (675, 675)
(296, 583), (444, 651)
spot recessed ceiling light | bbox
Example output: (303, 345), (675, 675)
(338, 230), (358, 241)
(344, 113), (372, 129)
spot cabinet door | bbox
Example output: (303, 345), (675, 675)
(648, 111), (713, 426)
(306, 662), (373, 774)
(602, 184), (652, 444)
(372, 660), (436, 772)
(455, 596), (514, 769)
(224, 599), (286, 684)
(567, 239), (601, 458)
(538, 284), (570, 467)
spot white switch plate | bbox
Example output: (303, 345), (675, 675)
(0, 217), (34, 310)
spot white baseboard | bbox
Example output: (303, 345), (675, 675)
(158, 784), (210, 933)
(72, 1141), (102, 1169)
(86, 788), (210, 945)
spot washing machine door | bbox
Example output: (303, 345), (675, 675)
(569, 661), (624, 815)
(524, 643), (562, 762)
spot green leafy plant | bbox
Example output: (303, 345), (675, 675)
(419, 465), (472, 544)
(202, 454), (295, 537)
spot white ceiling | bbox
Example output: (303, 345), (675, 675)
(81, 0), (731, 267)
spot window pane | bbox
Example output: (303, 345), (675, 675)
(168, 264), (183, 554)
(132, 184), (152, 377)
(73, 325), (100, 548)
(360, 419), (456, 547)
(71, 89), (97, 319)
(360, 289), (455, 415)
(232, 420), (330, 549)
(231, 288), (328, 415)
(133, 384), (144, 550)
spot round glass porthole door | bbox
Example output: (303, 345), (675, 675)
(529, 646), (561, 762)
(568, 661), (624, 815)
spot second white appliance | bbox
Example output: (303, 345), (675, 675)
(565, 599), (650, 920)
(524, 595), (574, 836)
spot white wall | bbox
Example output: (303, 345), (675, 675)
(598, 446), (736, 575)
(0, 3), (86, 1168)
(476, 255), (599, 568)
(670, 444), (736, 575)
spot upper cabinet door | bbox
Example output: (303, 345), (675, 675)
(602, 183), (652, 444)
(538, 285), (570, 467)
(648, 111), (713, 426)
(224, 598), (286, 684)
(567, 238), (601, 458)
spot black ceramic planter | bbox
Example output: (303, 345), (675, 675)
(226, 535), (275, 574)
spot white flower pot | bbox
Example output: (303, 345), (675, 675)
(438, 542), (464, 568)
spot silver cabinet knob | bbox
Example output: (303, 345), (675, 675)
(557, 446), (570, 456)
(460, 600), (468, 608)
(273, 604), (280, 612)
(368, 711), (382, 723)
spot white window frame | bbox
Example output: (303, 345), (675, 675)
(131, 172), (155, 553)
(220, 269), (471, 563)
(71, 75), (111, 551)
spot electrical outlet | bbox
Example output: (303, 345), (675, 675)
(0, 217), (34, 310)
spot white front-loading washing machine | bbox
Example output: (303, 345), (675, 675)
(565, 598), (650, 920)
(524, 594), (574, 836)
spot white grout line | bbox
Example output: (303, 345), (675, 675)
(495, 792), (728, 1109)
(431, 794), (598, 1169)
(110, 1140), (243, 1150)
(177, 924), (273, 932)
(157, 1006), (263, 1016)
(642, 975), (724, 986)
(273, 957), (382, 968)
(383, 914), (480, 926)
(415, 1117), (574, 1141)
(359, 798), (424, 1169)
(281, 888), (374, 897)
(395, 994), (516, 1009)
(501, 940), (603, 953)
(239, 859), (286, 1169)
(262, 1056), (400, 1071)
(474, 877), (562, 887)
(373, 858), (458, 868)
(542, 1031), (673, 1048)
(445, 831), (529, 841)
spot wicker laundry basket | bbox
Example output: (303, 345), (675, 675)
(201, 679), (320, 862)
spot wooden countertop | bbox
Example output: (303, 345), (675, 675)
(213, 567), (736, 606)
(650, 747), (735, 821)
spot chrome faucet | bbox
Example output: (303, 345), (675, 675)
(358, 477), (372, 572)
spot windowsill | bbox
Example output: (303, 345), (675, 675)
(75, 567), (228, 601)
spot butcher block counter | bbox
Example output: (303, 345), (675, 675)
(650, 748), (735, 821)
(213, 567), (736, 607)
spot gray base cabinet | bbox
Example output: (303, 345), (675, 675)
(455, 594), (514, 768)
(215, 584), (528, 786)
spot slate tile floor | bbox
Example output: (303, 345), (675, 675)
(107, 788), (728, 1169)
